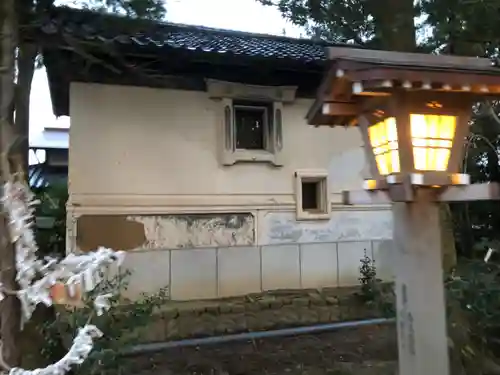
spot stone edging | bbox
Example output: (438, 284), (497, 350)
(140, 287), (388, 342)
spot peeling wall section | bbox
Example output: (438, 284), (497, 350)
(76, 215), (147, 251)
(128, 214), (254, 249)
(259, 210), (392, 245)
(76, 213), (255, 251)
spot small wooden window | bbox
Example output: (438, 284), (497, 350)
(275, 107), (283, 151)
(302, 181), (321, 211)
(224, 105), (233, 151)
(295, 170), (330, 220)
(218, 97), (284, 166)
(233, 100), (272, 151)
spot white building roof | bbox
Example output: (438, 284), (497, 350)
(30, 127), (68, 150)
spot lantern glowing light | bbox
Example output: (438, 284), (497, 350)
(368, 117), (400, 176)
(368, 114), (457, 176)
(410, 114), (456, 172)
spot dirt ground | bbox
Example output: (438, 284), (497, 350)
(127, 324), (398, 375)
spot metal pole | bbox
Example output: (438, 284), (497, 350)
(122, 317), (395, 356)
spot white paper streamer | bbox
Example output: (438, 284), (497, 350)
(8, 325), (103, 375)
(0, 181), (126, 375)
(2, 181), (125, 320)
(94, 294), (113, 317)
(485, 248), (495, 263)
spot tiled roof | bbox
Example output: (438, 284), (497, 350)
(40, 6), (352, 64)
(40, 7), (361, 117)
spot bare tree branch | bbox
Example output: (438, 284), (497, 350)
(63, 35), (122, 74)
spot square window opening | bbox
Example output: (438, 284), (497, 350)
(295, 171), (330, 220)
(301, 179), (327, 213)
(233, 100), (272, 151)
(302, 181), (319, 211)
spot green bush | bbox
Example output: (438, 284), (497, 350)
(37, 270), (169, 375)
(358, 249), (378, 302)
(33, 182), (68, 257)
(31, 182), (172, 374)
(446, 260), (500, 356)
(355, 244), (500, 372)
(357, 249), (395, 317)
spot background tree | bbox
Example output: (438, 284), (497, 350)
(15, 0), (167, 174)
(0, 0), (166, 369)
(422, 0), (500, 256)
(257, 0), (462, 266)
(258, 0), (416, 50)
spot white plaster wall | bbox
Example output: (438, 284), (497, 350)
(257, 209), (392, 244)
(69, 82), (365, 201)
(68, 82), (395, 301)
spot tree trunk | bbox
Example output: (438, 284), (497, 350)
(370, 0), (463, 372)
(370, 0), (416, 52)
(370, 0), (458, 272)
(13, 0), (40, 178)
(440, 204), (457, 272)
(12, 42), (36, 177)
(0, 0), (22, 368)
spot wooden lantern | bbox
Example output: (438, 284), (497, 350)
(307, 48), (500, 199)
(359, 92), (473, 189)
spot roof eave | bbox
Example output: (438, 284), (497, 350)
(326, 47), (497, 72)
(308, 48), (500, 127)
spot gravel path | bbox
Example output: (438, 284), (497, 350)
(127, 324), (398, 375)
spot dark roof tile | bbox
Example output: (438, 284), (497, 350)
(40, 6), (355, 63)
(40, 7), (363, 117)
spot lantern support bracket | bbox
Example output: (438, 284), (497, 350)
(437, 182), (500, 202)
(342, 182), (500, 205)
(363, 173), (470, 191)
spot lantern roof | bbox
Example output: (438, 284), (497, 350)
(307, 47), (500, 126)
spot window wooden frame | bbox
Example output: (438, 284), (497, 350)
(294, 169), (331, 220)
(207, 79), (296, 167)
(233, 102), (270, 151)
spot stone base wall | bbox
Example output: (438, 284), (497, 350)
(120, 240), (395, 301)
(69, 206), (394, 301)
(137, 287), (392, 343)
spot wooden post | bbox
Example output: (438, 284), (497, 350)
(393, 188), (449, 375)
(342, 182), (500, 374)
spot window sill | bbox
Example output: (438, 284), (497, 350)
(221, 150), (284, 167)
(295, 210), (331, 221)
(294, 169), (330, 221)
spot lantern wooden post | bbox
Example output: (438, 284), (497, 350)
(393, 188), (449, 374)
(307, 48), (500, 375)
(341, 183), (500, 375)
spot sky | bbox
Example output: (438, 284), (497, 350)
(29, 0), (305, 137)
